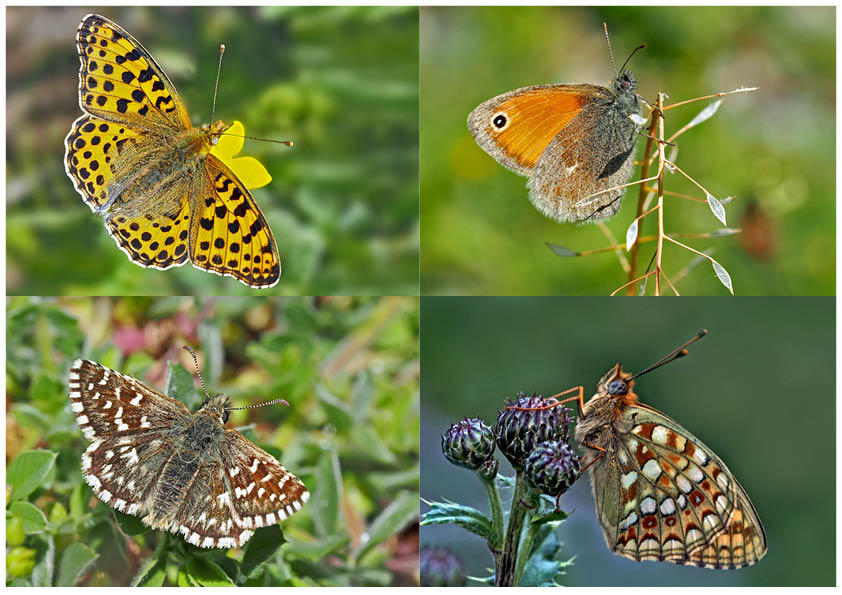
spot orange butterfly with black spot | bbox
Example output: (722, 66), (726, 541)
(64, 14), (281, 288)
(536, 331), (767, 568)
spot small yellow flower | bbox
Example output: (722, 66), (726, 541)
(211, 121), (272, 190)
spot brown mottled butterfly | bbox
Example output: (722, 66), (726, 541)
(468, 27), (646, 223)
(529, 331), (767, 568)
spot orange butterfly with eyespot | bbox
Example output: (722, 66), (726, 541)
(468, 28), (646, 223)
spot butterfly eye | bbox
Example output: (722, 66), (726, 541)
(607, 379), (628, 396)
(222, 410), (230, 424)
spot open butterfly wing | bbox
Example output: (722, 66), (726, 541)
(75, 14), (191, 131)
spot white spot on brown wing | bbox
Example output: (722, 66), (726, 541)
(99, 371), (109, 385)
(238, 530), (253, 546)
(81, 453), (92, 470)
(116, 476), (124, 485)
(92, 392), (100, 400)
(87, 383), (94, 390)
(188, 532), (200, 546)
(621, 471), (638, 489)
(70, 401), (84, 412)
(269, 493), (277, 502)
(100, 490), (112, 503)
(120, 448), (139, 465)
(687, 464), (704, 483)
(249, 459), (259, 473)
(716, 470), (730, 489)
(640, 496), (657, 514)
(114, 386), (120, 399)
(69, 371), (80, 380)
(266, 512), (276, 525)
(676, 474), (693, 493)
(127, 503), (139, 515)
(257, 487), (265, 497)
(130, 394), (143, 406)
(218, 537), (236, 548)
(246, 482), (255, 494)
(660, 497), (676, 515)
(117, 423), (129, 431)
(641, 458), (662, 481)
(301, 491), (310, 503)
(202, 537), (215, 548)
(140, 416), (150, 429)
(82, 427), (95, 440)
(277, 508), (288, 520)
(260, 474), (272, 483)
(103, 400), (112, 409)
(114, 498), (126, 511)
(254, 515), (264, 528)
(85, 473), (101, 491)
(76, 414), (89, 425)
(229, 467), (240, 478)
(216, 491), (231, 506)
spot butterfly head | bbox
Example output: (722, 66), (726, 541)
(596, 364), (638, 402)
(202, 120), (229, 146)
(199, 393), (233, 424)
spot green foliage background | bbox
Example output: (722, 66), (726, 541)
(420, 6), (834, 295)
(6, 296), (419, 586)
(420, 296), (835, 586)
(7, 6), (419, 296)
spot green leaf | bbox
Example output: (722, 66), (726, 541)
(240, 524), (287, 579)
(354, 490), (418, 562)
(131, 538), (168, 587)
(312, 449), (341, 537)
(30, 534), (55, 587)
(420, 499), (492, 541)
(113, 509), (148, 536)
(56, 542), (98, 587)
(349, 370), (374, 421)
(284, 534), (350, 561)
(8, 449), (57, 500)
(529, 508), (568, 527)
(520, 523), (572, 587)
(185, 556), (235, 586)
(9, 501), (48, 533)
(164, 361), (200, 410)
(69, 484), (86, 522)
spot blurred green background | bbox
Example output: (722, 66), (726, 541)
(7, 296), (419, 586)
(420, 6), (835, 295)
(7, 6), (419, 296)
(420, 297), (834, 586)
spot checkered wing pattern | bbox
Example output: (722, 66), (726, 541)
(171, 434), (309, 549)
(594, 403), (767, 569)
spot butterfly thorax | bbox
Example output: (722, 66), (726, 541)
(101, 121), (228, 221)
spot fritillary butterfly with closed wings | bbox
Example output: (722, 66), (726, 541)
(67, 347), (308, 548)
(64, 14), (283, 288)
(521, 330), (767, 568)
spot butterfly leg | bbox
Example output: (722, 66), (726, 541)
(505, 386), (584, 416)
(578, 442), (606, 474)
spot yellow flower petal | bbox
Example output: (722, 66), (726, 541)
(210, 120), (272, 189)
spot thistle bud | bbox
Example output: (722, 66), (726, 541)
(441, 417), (496, 470)
(524, 440), (580, 496)
(494, 393), (571, 469)
(420, 546), (466, 587)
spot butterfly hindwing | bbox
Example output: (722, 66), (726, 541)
(593, 402), (767, 568)
(220, 431), (310, 526)
(107, 200), (192, 270)
(189, 154), (281, 288)
(76, 14), (190, 131)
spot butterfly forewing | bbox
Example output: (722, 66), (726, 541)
(75, 14), (190, 130)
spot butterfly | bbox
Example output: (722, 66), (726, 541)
(542, 331), (767, 568)
(64, 14), (281, 288)
(67, 355), (308, 548)
(467, 39), (646, 223)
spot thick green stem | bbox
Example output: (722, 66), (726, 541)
(496, 472), (530, 587)
(512, 515), (541, 586)
(481, 473), (505, 578)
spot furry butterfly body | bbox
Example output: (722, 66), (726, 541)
(468, 70), (642, 223)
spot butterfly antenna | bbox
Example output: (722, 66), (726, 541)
(620, 44), (647, 73)
(604, 23), (618, 76)
(219, 131), (294, 147)
(210, 44), (225, 124)
(183, 346), (211, 400)
(227, 398), (290, 411)
(630, 329), (708, 380)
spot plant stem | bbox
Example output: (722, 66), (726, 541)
(513, 516), (542, 587)
(481, 474), (505, 579)
(496, 472), (530, 587)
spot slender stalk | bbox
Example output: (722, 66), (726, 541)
(496, 472), (530, 587)
(481, 473), (505, 577)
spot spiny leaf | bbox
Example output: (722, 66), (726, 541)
(711, 259), (734, 295)
(625, 219), (639, 251)
(706, 193), (727, 226)
(546, 243), (579, 258)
